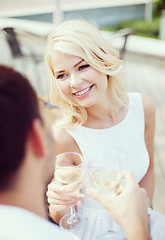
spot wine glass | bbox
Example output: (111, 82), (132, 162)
(88, 157), (125, 240)
(54, 152), (85, 233)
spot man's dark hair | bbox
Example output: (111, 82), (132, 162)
(0, 65), (41, 190)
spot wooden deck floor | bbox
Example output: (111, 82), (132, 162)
(123, 53), (165, 214)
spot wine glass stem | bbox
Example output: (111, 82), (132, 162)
(71, 205), (76, 216)
(67, 206), (78, 224)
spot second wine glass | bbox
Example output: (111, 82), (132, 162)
(88, 157), (125, 240)
(54, 152), (84, 233)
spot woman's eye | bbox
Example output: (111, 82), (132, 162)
(79, 64), (90, 71)
(56, 73), (67, 80)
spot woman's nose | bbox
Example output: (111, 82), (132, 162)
(69, 73), (81, 88)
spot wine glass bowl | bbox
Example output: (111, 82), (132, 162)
(55, 162), (83, 186)
(89, 167), (122, 196)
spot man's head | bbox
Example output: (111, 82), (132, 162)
(0, 65), (55, 194)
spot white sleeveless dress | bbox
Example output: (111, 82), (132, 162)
(64, 92), (165, 239)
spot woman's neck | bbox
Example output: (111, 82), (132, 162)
(84, 101), (115, 129)
(84, 99), (128, 129)
(86, 91), (113, 118)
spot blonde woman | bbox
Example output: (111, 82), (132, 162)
(46, 20), (156, 239)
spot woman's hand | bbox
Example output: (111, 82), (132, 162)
(46, 180), (84, 212)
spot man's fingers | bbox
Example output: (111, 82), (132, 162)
(120, 171), (136, 182)
(116, 183), (125, 195)
(86, 187), (106, 202)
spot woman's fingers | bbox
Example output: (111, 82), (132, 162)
(47, 189), (84, 201)
(48, 196), (79, 205)
(46, 181), (84, 212)
(47, 181), (82, 193)
(49, 203), (75, 211)
(63, 181), (82, 192)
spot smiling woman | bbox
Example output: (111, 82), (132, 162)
(45, 19), (157, 240)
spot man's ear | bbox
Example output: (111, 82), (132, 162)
(28, 119), (46, 157)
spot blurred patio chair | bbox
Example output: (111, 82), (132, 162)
(113, 28), (135, 59)
(2, 27), (44, 64)
(2, 27), (45, 93)
(101, 28), (135, 59)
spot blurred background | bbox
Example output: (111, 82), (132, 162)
(0, 0), (165, 214)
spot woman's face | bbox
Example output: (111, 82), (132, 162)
(51, 51), (108, 108)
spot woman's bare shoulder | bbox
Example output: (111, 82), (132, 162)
(141, 94), (156, 118)
(141, 94), (156, 128)
(53, 127), (81, 154)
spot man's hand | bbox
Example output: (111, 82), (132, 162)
(86, 171), (151, 240)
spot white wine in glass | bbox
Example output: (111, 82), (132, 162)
(55, 166), (83, 186)
(54, 152), (85, 234)
(90, 168), (122, 196)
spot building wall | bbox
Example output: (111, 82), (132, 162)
(13, 4), (145, 27)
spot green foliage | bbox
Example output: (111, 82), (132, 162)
(153, 0), (165, 17)
(101, 18), (160, 39)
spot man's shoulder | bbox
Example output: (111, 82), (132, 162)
(0, 205), (75, 240)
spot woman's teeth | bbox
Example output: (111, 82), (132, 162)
(75, 86), (91, 96)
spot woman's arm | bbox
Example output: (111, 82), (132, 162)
(139, 94), (156, 206)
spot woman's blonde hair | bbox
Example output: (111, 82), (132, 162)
(45, 19), (127, 129)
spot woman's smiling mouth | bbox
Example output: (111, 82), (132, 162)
(73, 85), (94, 97)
